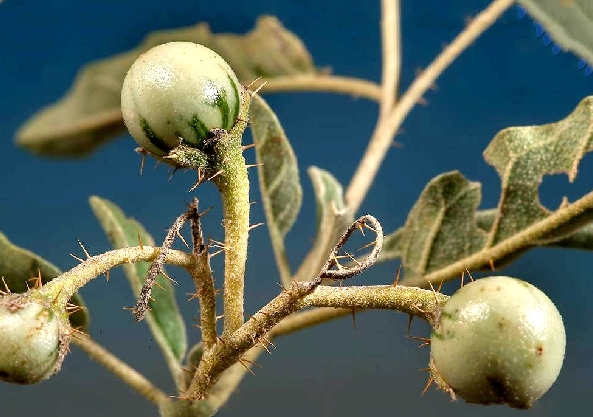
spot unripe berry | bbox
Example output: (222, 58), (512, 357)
(430, 276), (565, 409)
(121, 41), (242, 156)
(0, 294), (71, 384)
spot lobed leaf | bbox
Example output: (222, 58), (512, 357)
(89, 196), (187, 387)
(378, 96), (593, 286)
(517, 0), (593, 67)
(0, 232), (89, 331)
(250, 94), (302, 285)
(483, 96), (593, 245)
(293, 166), (353, 282)
(16, 16), (317, 158)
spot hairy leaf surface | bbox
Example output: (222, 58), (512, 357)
(378, 97), (593, 286)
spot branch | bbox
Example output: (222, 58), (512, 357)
(380, 0), (401, 117)
(345, 0), (515, 213)
(38, 246), (193, 307)
(187, 201), (218, 351)
(405, 189), (593, 287)
(72, 334), (168, 405)
(261, 75), (382, 102)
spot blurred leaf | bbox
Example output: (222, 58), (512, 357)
(517, 0), (593, 67)
(89, 196), (187, 387)
(16, 16), (317, 158)
(250, 94), (302, 285)
(294, 167), (353, 282)
(379, 227), (403, 262)
(398, 96), (593, 286)
(183, 342), (203, 389)
(0, 232), (88, 331)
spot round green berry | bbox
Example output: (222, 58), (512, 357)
(0, 294), (71, 384)
(121, 41), (242, 156)
(430, 276), (565, 409)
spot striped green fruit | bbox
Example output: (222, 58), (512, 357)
(121, 41), (242, 156)
(430, 276), (565, 409)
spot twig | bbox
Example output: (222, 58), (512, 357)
(260, 75), (382, 102)
(72, 334), (168, 405)
(38, 246), (193, 307)
(345, 0), (515, 213)
(380, 0), (401, 117)
(187, 199), (218, 350)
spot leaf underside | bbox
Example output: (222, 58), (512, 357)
(250, 94), (302, 285)
(89, 196), (187, 366)
(0, 232), (89, 331)
(16, 16), (317, 158)
(379, 96), (593, 286)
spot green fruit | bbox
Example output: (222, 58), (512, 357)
(0, 294), (71, 384)
(121, 41), (242, 156)
(430, 276), (565, 409)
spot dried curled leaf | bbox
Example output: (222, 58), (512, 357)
(0, 232), (89, 332)
(250, 94), (302, 285)
(378, 96), (593, 286)
(16, 16), (317, 158)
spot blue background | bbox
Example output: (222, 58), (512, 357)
(1, 0), (592, 416)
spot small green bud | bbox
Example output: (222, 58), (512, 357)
(0, 294), (71, 384)
(430, 276), (565, 409)
(121, 41), (242, 157)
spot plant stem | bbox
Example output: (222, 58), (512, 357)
(187, 280), (446, 400)
(345, 0), (515, 213)
(188, 253), (218, 350)
(404, 190), (593, 287)
(72, 334), (168, 405)
(380, 0), (401, 117)
(38, 246), (193, 307)
(261, 75), (382, 102)
(210, 88), (252, 338)
(298, 285), (447, 320)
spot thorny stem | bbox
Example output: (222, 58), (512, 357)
(262, 75), (382, 102)
(38, 246), (193, 308)
(188, 283), (447, 401)
(187, 215), (383, 400)
(210, 88), (252, 338)
(298, 285), (448, 323)
(345, 0), (515, 213)
(379, 0), (401, 118)
(72, 334), (168, 405)
(187, 201), (218, 350)
(404, 189), (593, 287)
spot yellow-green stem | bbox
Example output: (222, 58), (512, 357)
(211, 88), (252, 338)
(38, 246), (193, 307)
